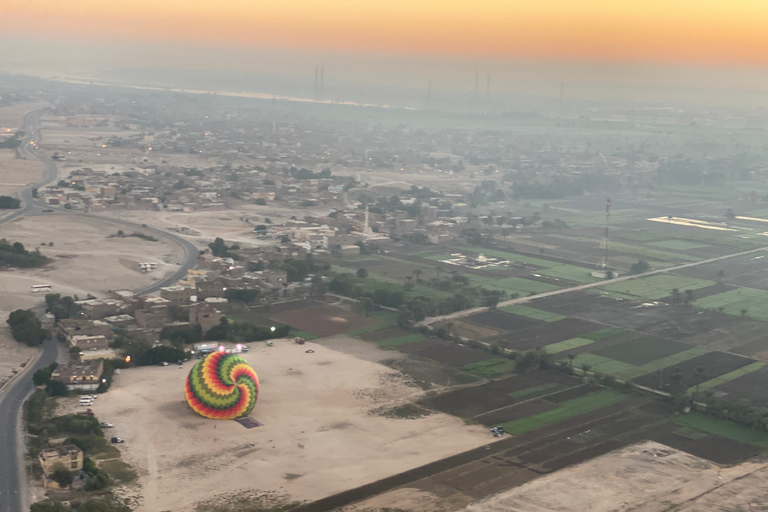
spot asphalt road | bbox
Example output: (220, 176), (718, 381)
(0, 340), (62, 512)
(0, 108), (200, 511)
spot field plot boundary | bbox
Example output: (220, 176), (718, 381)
(694, 287), (768, 321)
(673, 412), (768, 449)
(602, 274), (715, 301)
(689, 361), (766, 394)
(455, 246), (599, 284)
(463, 358), (517, 378)
(544, 337), (595, 355)
(566, 354), (635, 376)
(500, 305), (566, 322)
(593, 336), (691, 366)
(346, 311), (399, 336)
(500, 390), (628, 434)
(649, 240), (710, 250)
(616, 347), (710, 381)
(377, 333), (425, 348)
(507, 382), (561, 400)
(581, 327), (628, 340)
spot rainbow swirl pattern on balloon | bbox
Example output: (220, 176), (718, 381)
(185, 352), (259, 420)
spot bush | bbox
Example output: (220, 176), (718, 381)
(26, 390), (48, 424)
(45, 379), (68, 397)
(31, 502), (68, 512)
(7, 309), (48, 346)
(0, 196), (21, 209)
(160, 324), (202, 344)
(32, 363), (58, 387)
(0, 238), (49, 267)
(49, 414), (103, 436)
(94, 357), (128, 395)
(51, 465), (74, 488)
(136, 345), (186, 366)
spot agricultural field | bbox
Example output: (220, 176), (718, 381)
(600, 274), (715, 301)
(694, 287), (768, 321)
(455, 246), (600, 284)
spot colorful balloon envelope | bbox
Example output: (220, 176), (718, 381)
(185, 352), (259, 420)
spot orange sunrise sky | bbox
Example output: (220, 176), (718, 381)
(3, 0), (768, 65)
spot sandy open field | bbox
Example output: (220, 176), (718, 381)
(0, 215), (185, 311)
(0, 103), (44, 131)
(0, 150), (46, 198)
(83, 338), (492, 511)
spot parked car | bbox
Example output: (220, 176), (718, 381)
(159, 361), (169, 366)
(77, 409), (94, 416)
(110, 437), (124, 444)
(100, 422), (113, 428)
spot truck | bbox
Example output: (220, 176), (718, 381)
(76, 409), (94, 417)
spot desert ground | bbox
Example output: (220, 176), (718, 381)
(0, 103), (47, 198)
(0, 214), (186, 307)
(0, 214), (186, 382)
(465, 441), (768, 512)
(342, 441), (768, 512)
(0, 102), (44, 131)
(0, 151), (46, 197)
(81, 338), (494, 511)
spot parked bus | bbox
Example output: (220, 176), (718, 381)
(31, 284), (52, 293)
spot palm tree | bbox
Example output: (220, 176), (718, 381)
(694, 366), (707, 397)
(716, 269), (725, 282)
(741, 308), (749, 317)
(568, 353), (576, 367)
(684, 289), (694, 304)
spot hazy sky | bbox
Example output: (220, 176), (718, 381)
(5, 0), (768, 64)
(2, 1), (768, 105)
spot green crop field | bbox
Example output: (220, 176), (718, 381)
(581, 327), (627, 340)
(602, 241), (700, 262)
(468, 275), (559, 295)
(567, 354), (635, 376)
(500, 305), (567, 322)
(673, 412), (768, 449)
(501, 390), (628, 434)
(508, 382), (562, 400)
(346, 310), (399, 336)
(648, 240), (710, 250)
(456, 247), (599, 284)
(463, 358), (517, 378)
(377, 333), (425, 349)
(693, 288), (768, 321)
(544, 337), (595, 355)
(290, 330), (319, 341)
(601, 274), (715, 301)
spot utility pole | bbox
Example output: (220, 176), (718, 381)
(604, 198), (612, 272)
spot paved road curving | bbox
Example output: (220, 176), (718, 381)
(0, 108), (200, 511)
